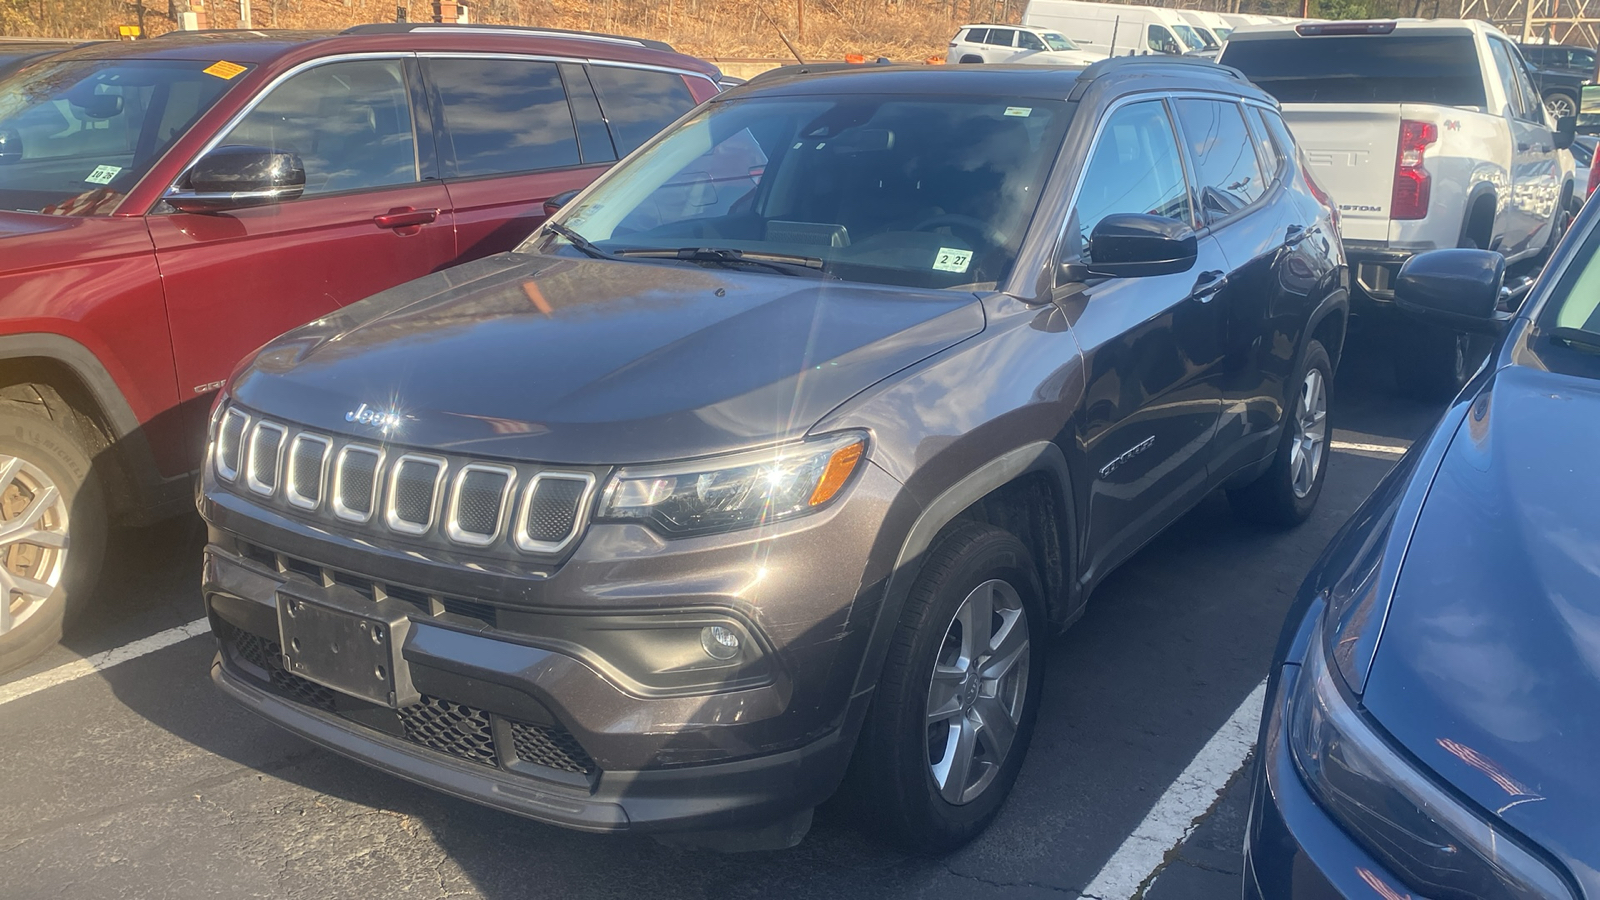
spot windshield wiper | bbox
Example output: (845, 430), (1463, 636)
(1551, 326), (1600, 355)
(544, 221), (614, 260)
(611, 246), (828, 277)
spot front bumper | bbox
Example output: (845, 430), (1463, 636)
(1243, 662), (1432, 899)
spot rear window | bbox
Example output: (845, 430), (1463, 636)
(1221, 35), (1487, 106)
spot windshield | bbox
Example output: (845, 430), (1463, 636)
(0, 58), (247, 215)
(536, 94), (1072, 290)
(1214, 26), (1232, 39)
(1042, 32), (1077, 51)
(1173, 24), (1206, 51)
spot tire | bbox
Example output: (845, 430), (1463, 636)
(1545, 89), (1578, 120)
(0, 400), (106, 675)
(958, 55), (983, 64)
(1228, 340), (1332, 528)
(851, 523), (1045, 854)
(1394, 323), (1475, 401)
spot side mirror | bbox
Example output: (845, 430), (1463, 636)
(1555, 114), (1577, 150)
(1580, 84), (1600, 134)
(1394, 248), (1507, 334)
(166, 145), (305, 213)
(1082, 213), (1198, 278)
(0, 129), (21, 165)
(543, 189), (579, 218)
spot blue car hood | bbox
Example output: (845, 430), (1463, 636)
(1363, 363), (1600, 893)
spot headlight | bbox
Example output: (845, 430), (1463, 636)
(1289, 619), (1575, 900)
(597, 432), (867, 536)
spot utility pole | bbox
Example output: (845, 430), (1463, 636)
(1521, 0), (1534, 40)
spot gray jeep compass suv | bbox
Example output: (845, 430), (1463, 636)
(200, 57), (1349, 851)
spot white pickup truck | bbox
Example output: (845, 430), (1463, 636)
(1221, 19), (1580, 397)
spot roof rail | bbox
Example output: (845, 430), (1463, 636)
(1068, 54), (1247, 99)
(339, 23), (675, 52)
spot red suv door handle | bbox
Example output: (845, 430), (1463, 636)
(373, 207), (438, 231)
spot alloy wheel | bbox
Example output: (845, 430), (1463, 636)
(0, 455), (69, 636)
(1547, 94), (1577, 119)
(1290, 368), (1328, 499)
(925, 578), (1030, 806)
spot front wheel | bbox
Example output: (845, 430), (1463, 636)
(1229, 341), (1332, 527)
(1545, 90), (1578, 120)
(851, 523), (1045, 853)
(0, 401), (106, 674)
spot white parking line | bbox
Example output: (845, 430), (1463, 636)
(1081, 679), (1268, 900)
(0, 618), (209, 708)
(1331, 439), (1408, 456)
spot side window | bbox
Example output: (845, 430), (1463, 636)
(1245, 105), (1284, 179)
(428, 58), (580, 178)
(1510, 52), (1547, 122)
(588, 66), (697, 156)
(1148, 25), (1179, 54)
(1173, 98), (1265, 222)
(1018, 32), (1046, 51)
(988, 29), (1017, 47)
(559, 63), (617, 165)
(223, 58), (416, 197)
(965, 28), (989, 44)
(1069, 100), (1193, 268)
(1575, 48), (1596, 75)
(1488, 38), (1526, 117)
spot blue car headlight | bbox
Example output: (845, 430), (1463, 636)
(1288, 617), (1575, 900)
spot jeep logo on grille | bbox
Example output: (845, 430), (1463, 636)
(345, 403), (404, 433)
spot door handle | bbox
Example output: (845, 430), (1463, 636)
(1190, 269), (1227, 303)
(373, 207), (439, 230)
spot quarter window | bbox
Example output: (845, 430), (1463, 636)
(1174, 98), (1264, 222)
(429, 58), (582, 178)
(1245, 105), (1290, 179)
(965, 28), (989, 44)
(1488, 38), (1526, 117)
(1071, 100), (1193, 263)
(587, 66), (697, 156)
(223, 59), (417, 197)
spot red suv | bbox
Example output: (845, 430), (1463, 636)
(0, 25), (719, 671)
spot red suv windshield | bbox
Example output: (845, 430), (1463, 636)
(0, 58), (249, 215)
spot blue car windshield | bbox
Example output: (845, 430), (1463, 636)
(536, 94), (1072, 290)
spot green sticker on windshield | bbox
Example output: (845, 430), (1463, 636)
(1004, 106), (1032, 117)
(933, 247), (972, 274)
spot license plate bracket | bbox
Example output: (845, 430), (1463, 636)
(277, 581), (419, 708)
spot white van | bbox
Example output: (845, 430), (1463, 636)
(1177, 10), (1225, 54)
(1022, 0), (1209, 57)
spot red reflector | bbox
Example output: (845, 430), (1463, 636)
(1588, 159), (1599, 200)
(1296, 20), (1397, 36)
(1392, 119), (1437, 220)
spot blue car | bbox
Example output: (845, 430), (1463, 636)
(1245, 199), (1600, 896)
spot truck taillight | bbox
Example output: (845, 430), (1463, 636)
(1392, 119), (1437, 221)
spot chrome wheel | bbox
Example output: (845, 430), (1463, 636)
(925, 578), (1030, 806)
(0, 455), (69, 636)
(1546, 94), (1577, 119)
(1290, 368), (1328, 499)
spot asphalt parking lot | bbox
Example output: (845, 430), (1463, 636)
(0, 334), (1445, 900)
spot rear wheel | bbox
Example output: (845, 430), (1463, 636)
(0, 401), (105, 674)
(1229, 341), (1332, 527)
(853, 523), (1044, 854)
(1545, 89), (1578, 120)
(958, 55), (983, 64)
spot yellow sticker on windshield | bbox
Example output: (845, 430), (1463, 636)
(203, 60), (247, 80)
(933, 247), (972, 274)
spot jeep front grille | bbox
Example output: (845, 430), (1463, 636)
(214, 406), (597, 557)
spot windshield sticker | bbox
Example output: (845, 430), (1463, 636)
(84, 165), (121, 185)
(203, 60), (247, 80)
(933, 247), (973, 273)
(1004, 106), (1033, 117)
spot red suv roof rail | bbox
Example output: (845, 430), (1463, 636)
(340, 23), (676, 52)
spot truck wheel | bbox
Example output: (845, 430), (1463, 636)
(852, 523), (1044, 854)
(1395, 324), (1474, 401)
(0, 402), (106, 675)
(1228, 340), (1331, 527)
(1544, 89), (1578, 120)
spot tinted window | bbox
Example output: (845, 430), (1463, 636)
(1073, 100), (1193, 252)
(987, 29), (1017, 47)
(1521, 45), (1547, 64)
(429, 58), (580, 177)
(1174, 99), (1264, 222)
(1249, 105), (1297, 180)
(1221, 35), (1487, 105)
(588, 66), (697, 156)
(560, 63), (617, 164)
(1573, 48), (1596, 72)
(227, 58), (415, 196)
(965, 28), (989, 43)
(1509, 48), (1547, 121)
(1488, 38), (1526, 116)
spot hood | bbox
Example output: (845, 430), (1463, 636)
(228, 253), (984, 464)
(1362, 362), (1600, 893)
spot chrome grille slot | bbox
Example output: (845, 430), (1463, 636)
(287, 434), (330, 509)
(447, 464), (514, 546)
(215, 409), (249, 481)
(246, 421), (286, 496)
(515, 473), (593, 552)
(386, 454), (446, 535)
(333, 444), (383, 523)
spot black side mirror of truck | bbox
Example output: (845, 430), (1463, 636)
(1394, 248), (1510, 335)
(1555, 114), (1578, 150)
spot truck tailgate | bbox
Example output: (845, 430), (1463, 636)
(1280, 104), (1402, 243)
